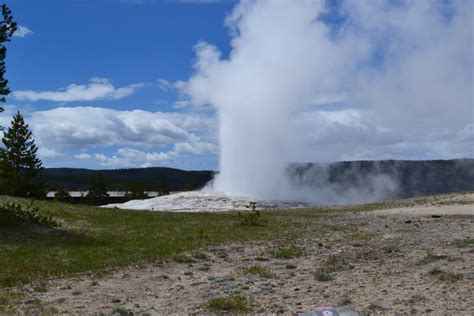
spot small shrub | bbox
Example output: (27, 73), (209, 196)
(417, 253), (448, 265)
(313, 253), (349, 282)
(383, 244), (400, 254)
(197, 228), (209, 240)
(437, 272), (464, 282)
(339, 293), (352, 305)
(243, 265), (274, 278)
(350, 231), (378, 241)
(192, 251), (209, 260)
(452, 239), (474, 248)
(321, 253), (347, 273)
(0, 202), (59, 228)
(368, 303), (386, 311)
(354, 249), (378, 261)
(429, 267), (445, 275)
(33, 285), (48, 293)
(54, 188), (71, 203)
(172, 254), (196, 263)
(273, 245), (304, 259)
(203, 293), (251, 313)
(111, 308), (133, 316)
(238, 202), (267, 226)
(313, 269), (332, 282)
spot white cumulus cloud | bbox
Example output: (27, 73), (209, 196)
(75, 141), (216, 168)
(13, 25), (33, 38)
(13, 78), (144, 102)
(28, 106), (215, 149)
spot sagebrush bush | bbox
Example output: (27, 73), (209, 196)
(238, 202), (267, 226)
(0, 201), (60, 227)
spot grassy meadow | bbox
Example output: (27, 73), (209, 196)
(0, 192), (465, 288)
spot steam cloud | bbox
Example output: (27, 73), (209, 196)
(184, 0), (473, 202)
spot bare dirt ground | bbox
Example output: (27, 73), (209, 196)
(14, 193), (474, 315)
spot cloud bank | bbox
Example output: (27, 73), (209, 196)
(0, 106), (217, 168)
(182, 0), (473, 200)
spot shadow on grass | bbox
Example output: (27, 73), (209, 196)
(0, 226), (110, 287)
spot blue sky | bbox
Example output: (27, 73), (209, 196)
(8, 0), (234, 95)
(4, 0), (238, 169)
(2, 0), (473, 170)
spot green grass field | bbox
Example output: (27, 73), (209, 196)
(0, 193), (460, 288)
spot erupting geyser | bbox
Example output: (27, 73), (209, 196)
(187, 1), (345, 200)
(183, 0), (473, 203)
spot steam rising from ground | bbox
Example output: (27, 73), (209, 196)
(185, 0), (473, 203)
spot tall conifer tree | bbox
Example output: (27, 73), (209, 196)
(86, 173), (109, 204)
(0, 4), (17, 126)
(1, 111), (43, 197)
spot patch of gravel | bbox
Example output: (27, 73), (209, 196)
(373, 204), (473, 216)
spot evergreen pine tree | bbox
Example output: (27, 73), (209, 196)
(127, 181), (148, 200)
(2, 111), (42, 173)
(1, 111), (43, 196)
(158, 182), (170, 196)
(0, 4), (17, 125)
(86, 173), (109, 204)
(54, 187), (71, 203)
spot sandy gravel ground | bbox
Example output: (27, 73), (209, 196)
(14, 194), (474, 315)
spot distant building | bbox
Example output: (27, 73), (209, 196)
(46, 191), (161, 201)
(46, 191), (181, 202)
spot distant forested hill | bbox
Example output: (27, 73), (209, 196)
(38, 167), (215, 191)
(288, 158), (474, 199)
(38, 159), (473, 197)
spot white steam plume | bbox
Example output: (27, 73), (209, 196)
(184, 0), (473, 202)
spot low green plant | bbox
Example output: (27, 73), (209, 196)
(452, 239), (474, 248)
(0, 201), (59, 227)
(339, 293), (352, 305)
(33, 285), (48, 293)
(111, 307), (134, 316)
(313, 269), (332, 282)
(417, 253), (448, 265)
(321, 253), (347, 273)
(272, 245), (304, 259)
(0, 290), (25, 314)
(429, 267), (445, 275)
(192, 251), (208, 260)
(350, 231), (378, 241)
(313, 253), (348, 282)
(437, 272), (464, 282)
(203, 293), (251, 313)
(54, 188), (71, 203)
(197, 228), (209, 240)
(243, 265), (274, 278)
(368, 303), (386, 311)
(172, 254), (196, 263)
(238, 202), (267, 226)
